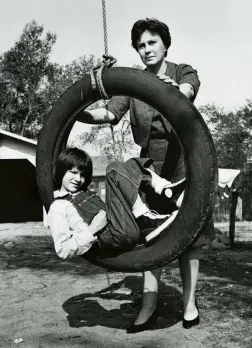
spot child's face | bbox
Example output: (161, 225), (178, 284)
(61, 167), (85, 193)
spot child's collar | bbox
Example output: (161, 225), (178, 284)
(54, 189), (79, 198)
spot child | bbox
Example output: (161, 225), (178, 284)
(48, 148), (185, 259)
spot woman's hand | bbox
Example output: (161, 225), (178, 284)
(157, 74), (179, 88)
(89, 210), (108, 235)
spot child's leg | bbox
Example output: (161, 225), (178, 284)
(97, 160), (144, 249)
(145, 167), (172, 196)
(97, 159), (175, 249)
(146, 168), (186, 200)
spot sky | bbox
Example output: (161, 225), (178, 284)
(1, 0), (251, 110)
(0, 0), (251, 153)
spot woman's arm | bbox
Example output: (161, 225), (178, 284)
(157, 75), (195, 100)
(176, 64), (201, 101)
(76, 96), (130, 125)
(48, 201), (97, 259)
(76, 108), (116, 124)
(179, 83), (195, 100)
(158, 64), (200, 102)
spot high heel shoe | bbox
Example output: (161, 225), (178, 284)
(126, 309), (158, 333)
(182, 300), (200, 329)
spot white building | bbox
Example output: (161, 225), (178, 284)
(0, 129), (42, 222)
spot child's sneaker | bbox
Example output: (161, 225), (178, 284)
(144, 210), (179, 243)
(136, 210), (171, 232)
(161, 178), (186, 202)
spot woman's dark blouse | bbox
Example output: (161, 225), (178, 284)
(107, 61), (200, 149)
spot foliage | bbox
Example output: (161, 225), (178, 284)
(0, 20), (57, 138)
(38, 55), (100, 126)
(200, 101), (252, 170)
(0, 20), (100, 140)
(201, 101), (252, 214)
(72, 109), (138, 161)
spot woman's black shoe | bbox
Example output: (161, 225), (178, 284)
(182, 300), (200, 329)
(182, 314), (199, 329)
(126, 309), (158, 333)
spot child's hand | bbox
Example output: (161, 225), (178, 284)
(89, 210), (107, 235)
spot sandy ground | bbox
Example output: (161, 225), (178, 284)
(0, 222), (251, 348)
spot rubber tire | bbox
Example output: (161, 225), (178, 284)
(36, 67), (218, 272)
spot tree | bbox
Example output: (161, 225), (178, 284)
(38, 55), (100, 121)
(72, 107), (139, 161)
(0, 20), (57, 138)
(200, 101), (252, 169)
(0, 20), (101, 140)
(201, 101), (252, 222)
(0, 67), (18, 131)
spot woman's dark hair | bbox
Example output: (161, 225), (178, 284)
(53, 147), (93, 191)
(131, 18), (171, 52)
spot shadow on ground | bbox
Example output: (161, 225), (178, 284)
(1, 235), (252, 285)
(192, 243), (252, 323)
(1, 234), (252, 323)
(0, 235), (105, 275)
(62, 275), (183, 330)
(0, 234), (182, 276)
(1, 234), (252, 347)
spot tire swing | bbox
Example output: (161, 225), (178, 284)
(36, 65), (218, 273)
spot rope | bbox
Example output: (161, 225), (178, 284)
(89, 55), (117, 100)
(102, 0), (108, 55)
(88, 1), (117, 100)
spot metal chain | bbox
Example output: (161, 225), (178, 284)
(102, 0), (108, 55)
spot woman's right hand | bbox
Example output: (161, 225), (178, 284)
(89, 210), (108, 235)
(157, 74), (179, 88)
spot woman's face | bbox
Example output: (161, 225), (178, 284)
(137, 30), (167, 68)
(61, 167), (85, 193)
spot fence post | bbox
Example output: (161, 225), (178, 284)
(242, 158), (252, 221)
(229, 190), (239, 247)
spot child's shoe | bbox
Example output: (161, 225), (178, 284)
(144, 210), (179, 243)
(161, 178), (186, 203)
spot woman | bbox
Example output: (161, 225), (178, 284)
(77, 18), (215, 332)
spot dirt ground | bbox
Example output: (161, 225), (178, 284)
(0, 222), (252, 348)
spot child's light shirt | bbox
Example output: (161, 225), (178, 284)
(48, 190), (98, 259)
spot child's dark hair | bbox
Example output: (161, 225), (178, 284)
(53, 147), (93, 191)
(131, 18), (171, 52)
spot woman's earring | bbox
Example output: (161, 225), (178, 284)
(164, 49), (168, 57)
